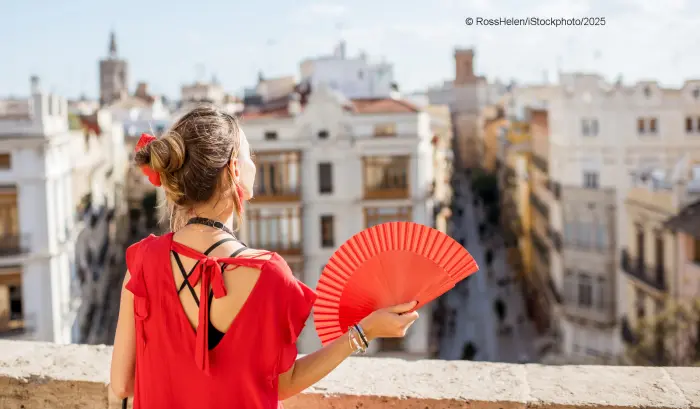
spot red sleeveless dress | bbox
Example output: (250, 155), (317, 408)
(124, 233), (316, 409)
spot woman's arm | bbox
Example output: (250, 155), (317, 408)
(277, 331), (354, 400)
(278, 301), (418, 400)
(109, 271), (136, 399)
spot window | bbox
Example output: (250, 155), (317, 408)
(694, 88), (700, 99)
(264, 131), (278, 140)
(687, 117), (694, 133)
(358, 71), (364, 79)
(693, 239), (700, 264)
(581, 118), (598, 137)
(0, 188), (19, 253)
(577, 220), (591, 248)
(0, 271), (23, 333)
(578, 273), (593, 308)
(636, 226), (645, 271)
(318, 163), (333, 194)
(365, 207), (412, 228)
(253, 151), (300, 196)
(596, 221), (608, 250)
(643, 86), (651, 98)
(363, 156), (409, 198)
(649, 118), (657, 133)
(581, 119), (590, 136)
(654, 234), (665, 285)
(373, 123), (397, 137)
(320, 215), (335, 248)
(564, 220), (576, 245)
(596, 276), (606, 310)
(583, 171), (599, 189)
(0, 154), (10, 169)
(247, 208), (301, 252)
(317, 129), (329, 139)
(697, 117), (700, 132)
(637, 118), (645, 134)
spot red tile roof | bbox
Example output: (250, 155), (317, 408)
(240, 97), (419, 120)
(349, 98), (419, 114)
(240, 106), (291, 120)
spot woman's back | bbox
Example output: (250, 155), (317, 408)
(110, 106), (419, 408)
(126, 232), (314, 409)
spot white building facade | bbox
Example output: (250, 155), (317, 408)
(515, 73), (700, 361)
(0, 77), (126, 344)
(238, 85), (436, 356)
(300, 41), (396, 99)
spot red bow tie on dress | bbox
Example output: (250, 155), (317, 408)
(171, 242), (241, 375)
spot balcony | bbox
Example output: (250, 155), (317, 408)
(530, 191), (549, 220)
(532, 153), (549, 174)
(363, 156), (410, 200)
(0, 233), (30, 257)
(531, 229), (550, 264)
(252, 151), (302, 202)
(620, 248), (667, 292)
(548, 228), (562, 252)
(2, 340), (699, 409)
(246, 208), (302, 256)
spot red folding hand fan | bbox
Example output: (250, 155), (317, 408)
(313, 221), (478, 346)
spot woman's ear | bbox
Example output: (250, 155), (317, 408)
(230, 158), (240, 179)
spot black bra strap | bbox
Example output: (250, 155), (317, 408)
(208, 246), (249, 309)
(175, 237), (239, 297)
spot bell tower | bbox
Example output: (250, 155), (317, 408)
(454, 48), (476, 86)
(99, 31), (129, 106)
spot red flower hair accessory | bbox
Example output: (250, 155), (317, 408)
(135, 133), (162, 187)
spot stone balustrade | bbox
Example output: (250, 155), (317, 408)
(0, 340), (699, 409)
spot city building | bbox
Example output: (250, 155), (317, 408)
(663, 199), (700, 364)
(621, 163), (700, 364)
(300, 41), (396, 99)
(504, 73), (700, 363)
(422, 49), (507, 171)
(0, 76), (126, 343)
(106, 82), (172, 143)
(99, 32), (129, 106)
(238, 82), (441, 357)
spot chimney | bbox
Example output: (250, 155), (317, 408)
(135, 82), (149, 99)
(30, 75), (41, 95)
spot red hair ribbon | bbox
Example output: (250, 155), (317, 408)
(135, 133), (162, 187)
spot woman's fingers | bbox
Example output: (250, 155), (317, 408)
(399, 311), (419, 327)
(385, 301), (418, 314)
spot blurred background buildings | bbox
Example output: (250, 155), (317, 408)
(1, 20), (699, 366)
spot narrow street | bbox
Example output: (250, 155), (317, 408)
(438, 171), (536, 363)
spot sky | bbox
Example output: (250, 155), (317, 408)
(2, 0), (700, 100)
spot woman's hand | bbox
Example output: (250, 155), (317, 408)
(359, 301), (420, 342)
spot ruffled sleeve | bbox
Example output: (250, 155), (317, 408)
(125, 234), (156, 298)
(277, 264), (317, 374)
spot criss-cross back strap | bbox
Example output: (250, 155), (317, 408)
(170, 240), (272, 375)
(173, 237), (240, 306)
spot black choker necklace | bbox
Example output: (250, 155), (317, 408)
(187, 217), (235, 237)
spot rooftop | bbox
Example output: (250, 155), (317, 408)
(1, 340), (699, 409)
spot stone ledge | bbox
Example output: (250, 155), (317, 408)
(0, 340), (698, 409)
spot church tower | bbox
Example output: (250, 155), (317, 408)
(99, 31), (129, 106)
